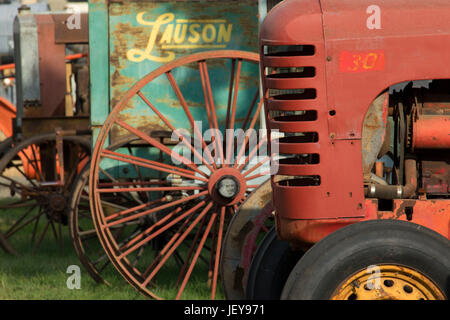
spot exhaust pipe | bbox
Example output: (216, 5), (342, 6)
(365, 158), (417, 199)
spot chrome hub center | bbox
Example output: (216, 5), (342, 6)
(216, 176), (240, 199)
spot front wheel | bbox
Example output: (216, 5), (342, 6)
(281, 220), (450, 300)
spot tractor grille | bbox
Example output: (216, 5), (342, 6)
(261, 43), (329, 219)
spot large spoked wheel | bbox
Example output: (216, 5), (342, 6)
(0, 133), (90, 254)
(281, 220), (450, 300)
(90, 51), (270, 299)
(220, 179), (273, 299)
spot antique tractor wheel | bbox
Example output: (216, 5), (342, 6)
(0, 133), (90, 254)
(220, 179), (273, 299)
(281, 220), (450, 300)
(90, 50), (270, 299)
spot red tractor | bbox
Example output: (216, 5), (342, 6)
(249, 0), (450, 300)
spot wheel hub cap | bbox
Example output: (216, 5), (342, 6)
(208, 168), (247, 206)
(331, 264), (446, 300)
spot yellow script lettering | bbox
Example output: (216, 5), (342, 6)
(127, 12), (175, 63)
(187, 24), (201, 43)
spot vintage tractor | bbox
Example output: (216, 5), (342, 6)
(247, 0), (450, 300)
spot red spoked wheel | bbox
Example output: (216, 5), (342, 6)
(90, 50), (270, 299)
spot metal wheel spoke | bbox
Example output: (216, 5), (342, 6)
(176, 212), (217, 299)
(33, 219), (51, 254)
(175, 213), (209, 288)
(19, 148), (45, 182)
(137, 91), (215, 172)
(246, 170), (271, 182)
(98, 185), (204, 194)
(237, 134), (268, 171)
(225, 59), (236, 131)
(141, 202), (214, 287)
(9, 162), (39, 188)
(226, 59), (242, 166)
(5, 206), (43, 239)
(104, 190), (208, 227)
(4, 204), (37, 237)
(107, 122), (209, 179)
(199, 61), (225, 165)
(101, 149), (206, 183)
(165, 71), (217, 171)
(234, 98), (264, 168)
(142, 211), (197, 281)
(119, 200), (207, 258)
(31, 208), (44, 244)
(243, 156), (270, 179)
(211, 206), (225, 299)
(241, 90), (260, 130)
(0, 174), (35, 191)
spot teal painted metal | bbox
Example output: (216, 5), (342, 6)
(89, 0), (263, 178)
(90, 0), (260, 142)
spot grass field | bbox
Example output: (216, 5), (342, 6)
(0, 200), (225, 300)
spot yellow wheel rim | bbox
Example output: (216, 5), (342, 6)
(331, 265), (446, 300)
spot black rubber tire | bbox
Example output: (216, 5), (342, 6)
(281, 220), (450, 300)
(246, 227), (303, 300)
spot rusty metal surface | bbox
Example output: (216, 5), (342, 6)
(221, 179), (272, 300)
(103, 0), (259, 143)
(422, 160), (449, 195)
(362, 92), (389, 178)
(35, 14), (66, 118)
(412, 116), (450, 149)
(277, 198), (450, 247)
(20, 117), (90, 139)
(260, 0), (450, 226)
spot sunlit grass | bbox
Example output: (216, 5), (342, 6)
(0, 199), (225, 300)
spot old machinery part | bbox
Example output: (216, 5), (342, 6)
(365, 158), (417, 199)
(281, 220), (449, 300)
(220, 180), (273, 300)
(0, 133), (90, 254)
(246, 227), (304, 300)
(90, 51), (268, 300)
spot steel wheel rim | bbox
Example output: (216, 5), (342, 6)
(90, 50), (269, 299)
(331, 264), (446, 300)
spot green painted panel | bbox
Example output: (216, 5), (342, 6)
(89, 0), (262, 179)
(107, 0), (259, 142)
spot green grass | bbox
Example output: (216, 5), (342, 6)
(0, 200), (225, 300)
